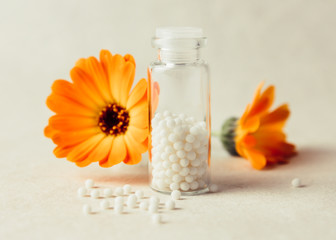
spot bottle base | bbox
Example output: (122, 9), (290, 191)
(150, 186), (209, 196)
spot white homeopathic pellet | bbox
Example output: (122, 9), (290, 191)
(83, 204), (92, 215)
(127, 194), (137, 208)
(140, 201), (149, 211)
(90, 189), (100, 199)
(114, 203), (123, 214)
(291, 178), (302, 188)
(165, 199), (175, 210)
(77, 187), (87, 197)
(114, 187), (124, 196)
(150, 196), (160, 205)
(152, 214), (161, 224)
(115, 196), (124, 206)
(209, 184), (219, 192)
(148, 203), (158, 213)
(85, 179), (94, 188)
(103, 188), (113, 198)
(100, 199), (110, 209)
(171, 190), (181, 200)
(123, 184), (132, 194)
(135, 190), (144, 199)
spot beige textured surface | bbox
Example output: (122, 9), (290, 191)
(1, 0), (336, 239)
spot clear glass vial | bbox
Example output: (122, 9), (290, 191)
(148, 27), (211, 195)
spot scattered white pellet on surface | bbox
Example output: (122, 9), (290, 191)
(150, 196), (160, 205)
(103, 188), (113, 198)
(140, 201), (149, 211)
(171, 190), (181, 200)
(77, 187), (87, 197)
(114, 187), (124, 196)
(123, 184), (132, 194)
(114, 204), (123, 214)
(100, 199), (110, 209)
(115, 196), (124, 205)
(127, 194), (137, 208)
(291, 178), (302, 188)
(90, 189), (100, 199)
(209, 184), (219, 192)
(85, 179), (94, 188)
(149, 203), (158, 213)
(83, 204), (92, 215)
(152, 214), (161, 224)
(165, 199), (175, 210)
(135, 190), (144, 199)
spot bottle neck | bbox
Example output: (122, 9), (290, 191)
(158, 49), (201, 64)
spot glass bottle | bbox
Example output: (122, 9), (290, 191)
(148, 27), (211, 195)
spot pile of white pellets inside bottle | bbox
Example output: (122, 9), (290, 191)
(150, 111), (209, 192)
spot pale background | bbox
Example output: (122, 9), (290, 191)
(1, 0), (336, 239)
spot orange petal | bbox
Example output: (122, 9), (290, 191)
(46, 93), (95, 117)
(99, 135), (127, 168)
(76, 57), (113, 103)
(259, 104), (290, 129)
(49, 115), (97, 131)
(126, 78), (147, 110)
(53, 145), (75, 158)
(67, 133), (105, 163)
(70, 67), (106, 109)
(248, 85), (275, 118)
(124, 131), (148, 154)
(127, 125), (148, 143)
(100, 52), (135, 107)
(78, 136), (114, 167)
(44, 125), (57, 138)
(123, 139), (142, 165)
(51, 79), (97, 110)
(243, 148), (267, 170)
(52, 128), (99, 147)
(128, 99), (148, 129)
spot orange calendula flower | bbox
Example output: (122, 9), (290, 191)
(44, 50), (148, 167)
(220, 82), (296, 170)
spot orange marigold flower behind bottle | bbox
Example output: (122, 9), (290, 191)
(44, 50), (148, 167)
(220, 82), (296, 170)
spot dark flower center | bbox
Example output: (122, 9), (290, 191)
(98, 103), (130, 135)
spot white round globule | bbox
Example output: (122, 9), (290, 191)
(179, 167), (190, 177)
(169, 154), (178, 163)
(179, 159), (189, 167)
(168, 133), (178, 142)
(165, 169), (174, 178)
(163, 110), (171, 117)
(173, 141), (184, 150)
(187, 151), (196, 161)
(90, 189), (100, 199)
(291, 178), (302, 188)
(161, 152), (169, 161)
(165, 199), (175, 210)
(127, 194), (137, 208)
(185, 175), (194, 183)
(167, 119), (176, 128)
(140, 201), (149, 211)
(165, 146), (174, 154)
(103, 188), (113, 198)
(135, 190), (144, 199)
(191, 158), (201, 167)
(149, 204), (158, 213)
(189, 167), (198, 175)
(180, 182), (190, 191)
(184, 143), (193, 152)
(114, 204), (123, 214)
(83, 204), (92, 215)
(114, 187), (124, 196)
(100, 199), (110, 209)
(172, 163), (181, 172)
(123, 184), (132, 195)
(210, 184), (219, 192)
(77, 187), (87, 197)
(192, 140), (201, 148)
(186, 134), (195, 143)
(152, 213), (161, 224)
(171, 190), (181, 200)
(172, 174), (183, 183)
(190, 181), (199, 190)
(85, 179), (94, 189)
(150, 196), (160, 205)
(115, 196), (124, 206)
(170, 182), (180, 191)
(176, 150), (186, 158)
